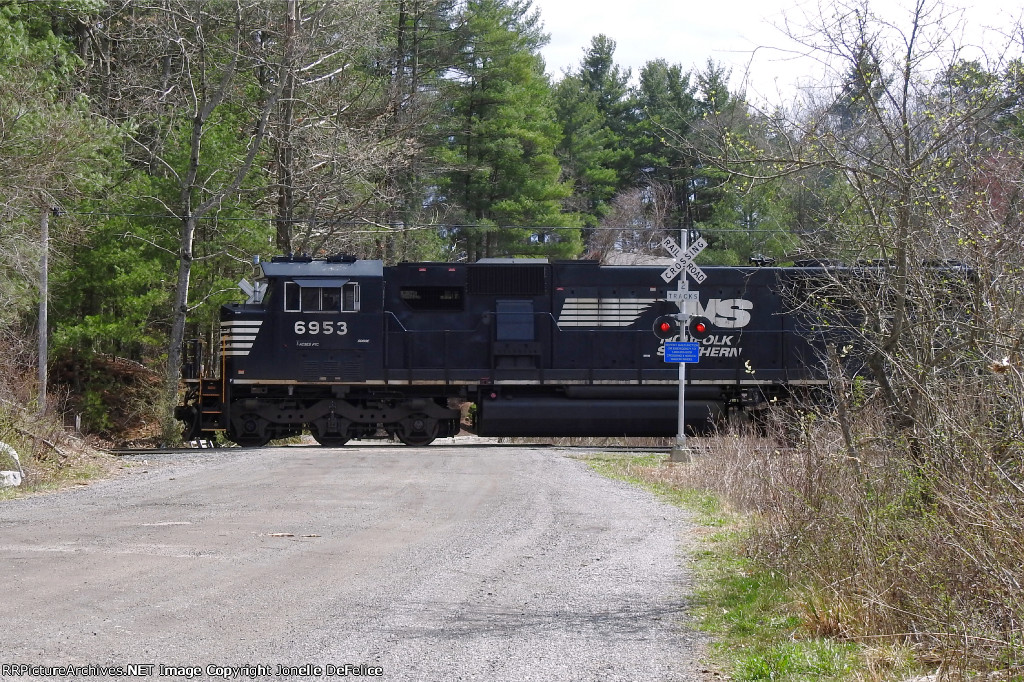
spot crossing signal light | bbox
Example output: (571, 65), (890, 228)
(652, 315), (677, 340)
(688, 316), (712, 341)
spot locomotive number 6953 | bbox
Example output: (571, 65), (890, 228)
(294, 320), (348, 335)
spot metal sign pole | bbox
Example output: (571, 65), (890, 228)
(659, 230), (706, 463)
(672, 228), (690, 463)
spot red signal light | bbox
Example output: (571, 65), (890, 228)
(688, 316), (712, 341)
(652, 315), (677, 340)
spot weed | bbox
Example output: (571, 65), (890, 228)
(589, 404), (1024, 680)
(1, 392), (112, 500)
(583, 451), (725, 526)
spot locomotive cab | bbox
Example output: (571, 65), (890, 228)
(187, 255), (459, 447)
(224, 256), (385, 385)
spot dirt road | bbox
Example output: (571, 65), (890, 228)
(1, 442), (704, 681)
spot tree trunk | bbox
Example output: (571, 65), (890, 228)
(38, 206), (50, 415)
(165, 213), (198, 401)
(274, 0), (298, 254)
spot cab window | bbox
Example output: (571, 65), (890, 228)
(284, 281), (360, 313)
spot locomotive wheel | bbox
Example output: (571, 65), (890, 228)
(395, 414), (439, 447)
(230, 413), (272, 447)
(309, 418), (350, 447)
(311, 433), (349, 447)
(233, 433), (272, 447)
(307, 421), (348, 444)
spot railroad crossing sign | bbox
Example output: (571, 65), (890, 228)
(238, 278), (267, 304)
(659, 232), (708, 462)
(660, 236), (708, 284)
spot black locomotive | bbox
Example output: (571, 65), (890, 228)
(175, 255), (833, 446)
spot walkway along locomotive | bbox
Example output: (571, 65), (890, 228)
(175, 255), (833, 446)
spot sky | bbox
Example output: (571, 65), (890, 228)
(529, 0), (1022, 106)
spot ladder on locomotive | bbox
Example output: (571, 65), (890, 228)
(183, 339), (226, 431)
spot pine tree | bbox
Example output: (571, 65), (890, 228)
(553, 35), (633, 230)
(0, 0), (113, 412)
(434, 0), (579, 260)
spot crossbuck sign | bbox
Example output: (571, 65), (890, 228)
(660, 236), (708, 284)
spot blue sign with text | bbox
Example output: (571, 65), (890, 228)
(664, 342), (701, 363)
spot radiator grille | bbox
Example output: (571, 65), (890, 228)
(467, 265), (546, 296)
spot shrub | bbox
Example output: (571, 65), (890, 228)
(668, 397), (1024, 676)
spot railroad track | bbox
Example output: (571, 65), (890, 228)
(105, 440), (684, 456)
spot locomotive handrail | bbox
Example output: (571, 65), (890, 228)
(384, 309), (660, 335)
(384, 309), (653, 335)
(383, 310), (409, 332)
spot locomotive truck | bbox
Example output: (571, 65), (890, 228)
(175, 254), (834, 446)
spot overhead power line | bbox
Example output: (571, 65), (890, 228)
(63, 210), (794, 234)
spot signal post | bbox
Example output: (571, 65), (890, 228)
(658, 233), (708, 462)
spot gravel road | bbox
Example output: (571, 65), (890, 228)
(0, 441), (705, 681)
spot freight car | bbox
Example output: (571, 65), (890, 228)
(175, 254), (834, 446)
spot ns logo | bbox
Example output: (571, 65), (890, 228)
(691, 299), (753, 328)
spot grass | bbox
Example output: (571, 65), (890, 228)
(580, 450), (867, 682)
(584, 452), (725, 526)
(0, 440), (111, 501)
(0, 460), (106, 500)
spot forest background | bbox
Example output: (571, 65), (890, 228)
(2, 0), (778, 431)
(4, 0), (1024, 674)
